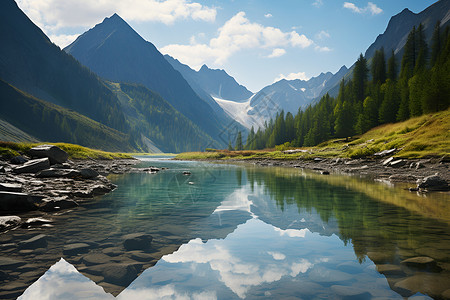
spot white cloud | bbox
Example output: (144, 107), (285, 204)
(312, 0), (323, 7)
(268, 48), (286, 58)
(316, 30), (330, 40)
(343, 2), (383, 15)
(274, 72), (309, 83)
(16, 0), (217, 46)
(161, 11), (314, 69)
(264, 13), (272, 18)
(315, 45), (332, 52)
(49, 34), (79, 48)
(367, 2), (383, 15)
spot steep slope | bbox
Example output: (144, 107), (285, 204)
(0, 0), (127, 134)
(0, 79), (133, 151)
(65, 14), (228, 146)
(108, 82), (216, 153)
(365, 0), (450, 59)
(323, 0), (450, 98)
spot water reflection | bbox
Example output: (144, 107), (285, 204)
(2, 160), (450, 299)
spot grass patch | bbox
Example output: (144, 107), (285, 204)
(176, 109), (450, 161)
(0, 141), (133, 160)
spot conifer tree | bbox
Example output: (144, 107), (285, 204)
(371, 48), (386, 85)
(353, 54), (369, 103)
(235, 131), (243, 150)
(430, 21), (441, 66)
(387, 50), (397, 81)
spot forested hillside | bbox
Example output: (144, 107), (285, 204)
(243, 22), (450, 150)
(0, 80), (133, 151)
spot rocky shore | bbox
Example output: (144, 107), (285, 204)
(0, 145), (158, 232)
(226, 154), (450, 193)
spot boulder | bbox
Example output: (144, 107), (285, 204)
(122, 233), (153, 251)
(183, 171), (191, 175)
(382, 157), (394, 166)
(417, 174), (449, 191)
(9, 156), (28, 165)
(374, 148), (397, 157)
(0, 166), (5, 173)
(0, 183), (22, 192)
(40, 199), (78, 211)
(0, 191), (43, 211)
(29, 145), (69, 164)
(0, 216), (22, 231)
(36, 168), (81, 178)
(80, 168), (99, 179)
(400, 256), (438, 270)
(63, 243), (91, 255)
(21, 217), (53, 228)
(85, 263), (142, 286)
(390, 159), (406, 168)
(18, 234), (47, 249)
(13, 158), (50, 174)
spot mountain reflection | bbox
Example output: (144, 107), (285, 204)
(6, 161), (450, 299)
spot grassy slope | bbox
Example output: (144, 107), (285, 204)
(176, 109), (450, 160)
(0, 80), (134, 152)
(0, 141), (132, 160)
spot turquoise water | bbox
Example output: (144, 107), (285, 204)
(14, 158), (450, 299)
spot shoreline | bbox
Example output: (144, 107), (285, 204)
(176, 156), (450, 192)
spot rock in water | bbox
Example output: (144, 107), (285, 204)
(122, 233), (153, 251)
(0, 216), (22, 231)
(29, 145), (69, 164)
(0, 192), (43, 211)
(18, 234), (48, 249)
(12, 158), (50, 174)
(417, 174), (449, 191)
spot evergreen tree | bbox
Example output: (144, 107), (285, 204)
(430, 21), (441, 66)
(356, 96), (378, 134)
(371, 48), (386, 85)
(379, 79), (399, 123)
(228, 140), (234, 151)
(245, 126), (255, 149)
(414, 23), (428, 73)
(400, 26), (416, 79)
(353, 54), (369, 103)
(387, 50), (397, 81)
(235, 131), (243, 150)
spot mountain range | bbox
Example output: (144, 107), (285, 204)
(0, 0), (448, 151)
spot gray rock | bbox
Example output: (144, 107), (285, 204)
(400, 256), (438, 270)
(13, 158), (50, 174)
(82, 253), (112, 265)
(376, 264), (405, 275)
(18, 234), (47, 249)
(183, 171), (191, 175)
(0, 257), (26, 269)
(390, 159), (406, 168)
(36, 168), (81, 178)
(123, 233), (153, 251)
(22, 217), (53, 228)
(80, 168), (99, 179)
(0, 191), (43, 211)
(0, 216), (22, 231)
(0, 166), (5, 173)
(389, 174), (417, 182)
(29, 145), (69, 164)
(63, 243), (91, 255)
(85, 263), (142, 286)
(417, 174), (449, 191)
(382, 157), (394, 166)
(321, 170), (330, 175)
(374, 148), (397, 157)
(40, 199), (78, 211)
(10, 156), (28, 164)
(0, 183), (22, 192)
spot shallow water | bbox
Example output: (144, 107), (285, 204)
(2, 158), (450, 299)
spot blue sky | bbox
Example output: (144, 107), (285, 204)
(17, 0), (439, 92)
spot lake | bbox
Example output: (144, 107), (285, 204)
(2, 158), (450, 299)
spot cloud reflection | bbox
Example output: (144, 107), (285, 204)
(158, 219), (314, 298)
